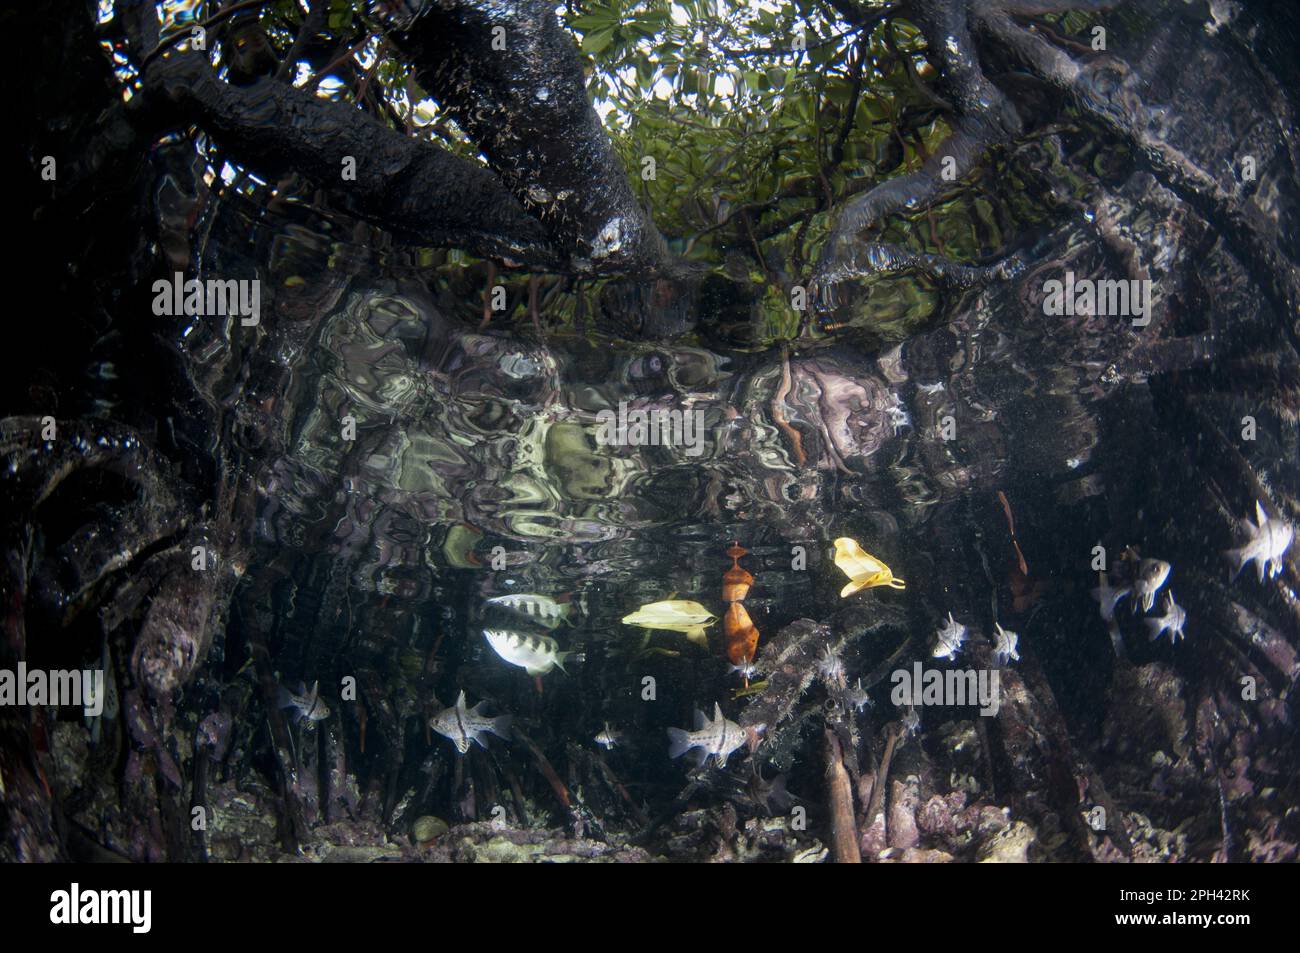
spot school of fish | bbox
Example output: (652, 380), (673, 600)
(408, 502), (1294, 766)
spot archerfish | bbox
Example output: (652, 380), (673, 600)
(484, 629), (574, 676)
(667, 703), (757, 768)
(485, 593), (572, 629)
(429, 690), (512, 754)
(278, 680), (330, 723)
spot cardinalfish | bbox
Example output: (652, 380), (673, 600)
(278, 680), (330, 724)
(833, 538), (906, 597)
(1226, 500), (1294, 582)
(667, 703), (763, 768)
(1131, 559), (1171, 614)
(429, 691), (512, 754)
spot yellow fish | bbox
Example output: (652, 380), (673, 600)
(833, 538), (906, 597)
(621, 600), (717, 647)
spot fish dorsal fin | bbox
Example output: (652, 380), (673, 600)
(839, 578), (868, 599)
(713, 702), (725, 726)
(455, 690), (468, 712)
(1255, 500), (1268, 527)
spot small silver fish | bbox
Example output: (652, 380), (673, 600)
(483, 629), (574, 676)
(1091, 574), (1130, 622)
(429, 690), (512, 754)
(992, 623), (1020, 666)
(1133, 559), (1171, 613)
(278, 680), (330, 723)
(844, 678), (872, 712)
(667, 703), (754, 768)
(1145, 592), (1187, 644)
(485, 593), (572, 629)
(1226, 501), (1294, 583)
(594, 722), (624, 749)
(900, 706), (921, 736)
(932, 612), (967, 660)
(816, 645), (846, 683)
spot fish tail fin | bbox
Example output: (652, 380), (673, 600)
(276, 685), (296, 709)
(667, 727), (693, 759)
(839, 578), (868, 598)
(1094, 587), (1129, 621)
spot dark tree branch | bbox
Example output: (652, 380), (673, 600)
(276, 0), (329, 82)
(130, 47), (561, 266)
(813, 0), (1024, 295)
(139, 0), (271, 68)
(392, 0), (671, 276)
